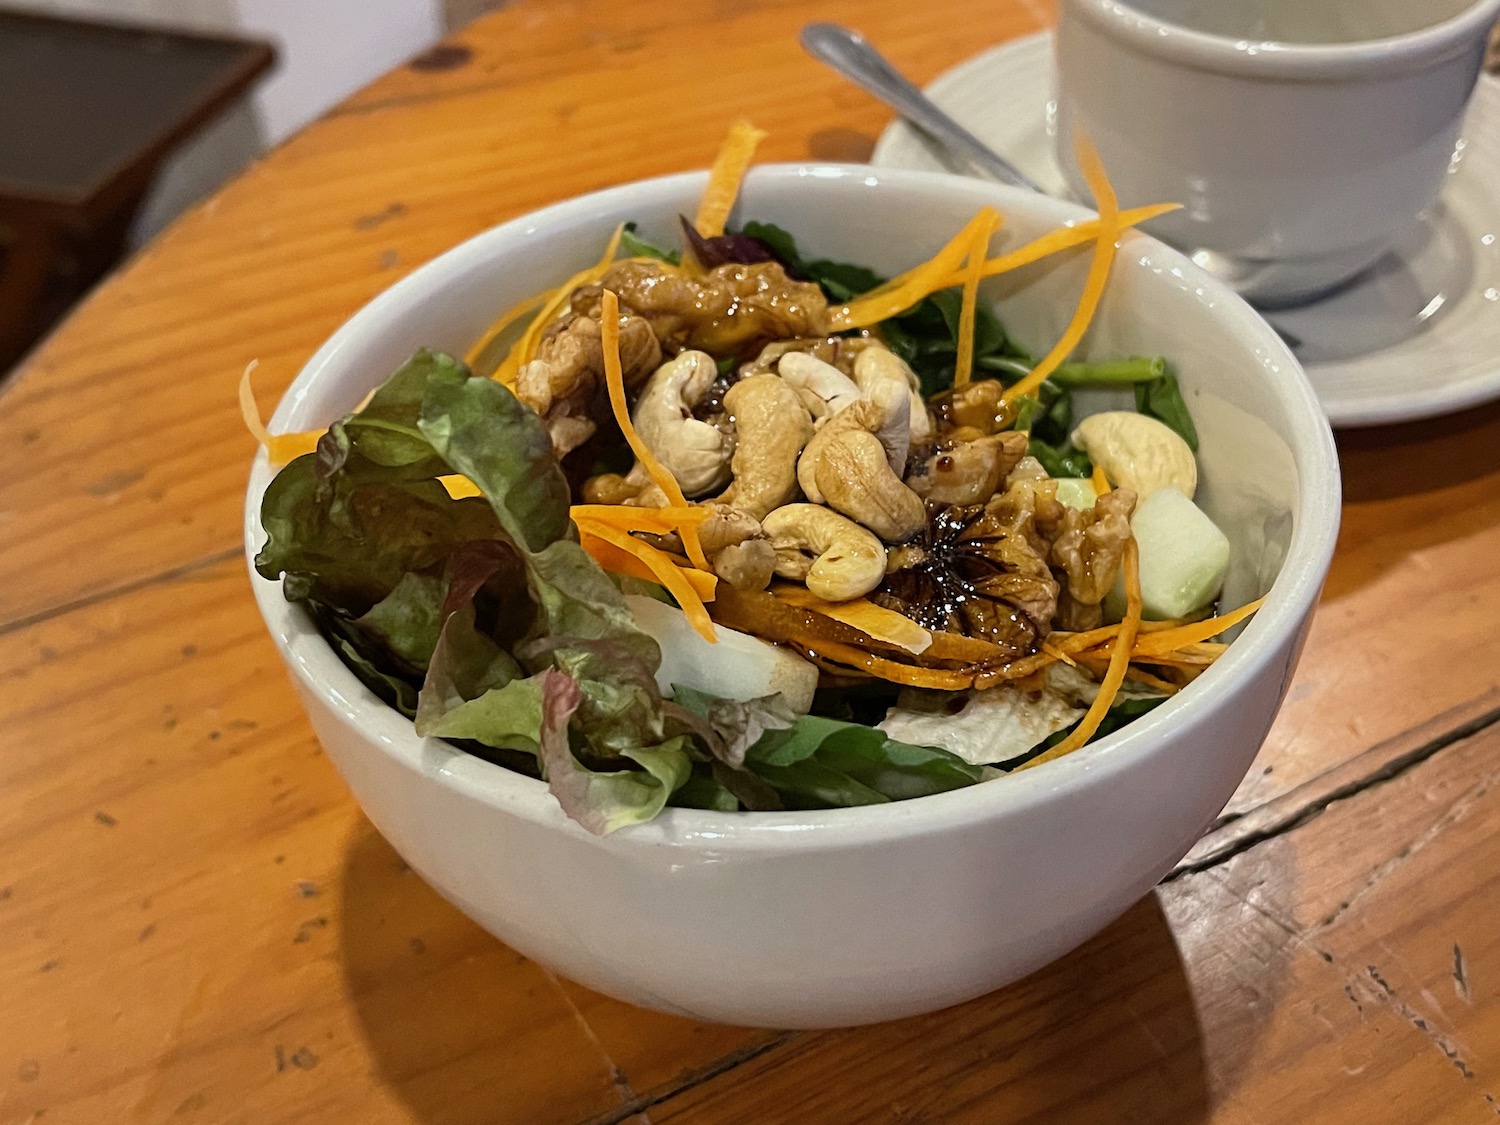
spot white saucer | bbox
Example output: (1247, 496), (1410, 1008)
(872, 31), (1500, 429)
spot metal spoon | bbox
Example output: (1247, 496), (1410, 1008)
(799, 22), (1043, 194)
(800, 22), (1305, 311)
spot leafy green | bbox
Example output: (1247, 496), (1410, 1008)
(257, 351), (673, 832)
(355, 572), (447, 669)
(415, 603), (526, 740)
(671, 772), (743, 812)
(1027, 439), (1094, 479)
(314, 606), (423, 718)
(742, 713), (982, 810)
(255, 454), (498, 615)
(1051, 357), (1167, 387)
(739, 220), (883, 301)
(664, 685), (980, 811)
(1012, 378), (1093, 478)
(669, 684), (799, 768)
(417, 637), (533, 744)
(537, 666), (692, 832)
(417, 365), (571, 552)
(620, 221), (680, 265)
(1135, 371), (1200, 451)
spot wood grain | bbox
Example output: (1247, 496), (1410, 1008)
(4, 0), (1500, 1121)
(645, 721), (1500, 1124)
(0, 560), (766, 1125)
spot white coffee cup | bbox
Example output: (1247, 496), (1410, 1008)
(1053, 0), (1500, 307)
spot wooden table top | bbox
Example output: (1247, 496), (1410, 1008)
(4, 1), (1499, 1121)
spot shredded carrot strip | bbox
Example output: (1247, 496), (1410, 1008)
(241, 361), (324, 464)
(239, 361), (271, 445)
(491, 227), (630, 388)
(1122, 666), (1181, 694)
(1042, 640), (1078, 668)
(827, 207), (1003, 331)
(598, 289), (711, 572)
(1125, 649), (1223, 669)
(933, 203), (1178, 291)
(1053, 616), (1182, 655)
(441, 475), (481, 499)
(492, 276), (577, 387)
(771, 586), (933, 655)
(1069, 653), (1183, 694)
(804, 639), (978, 690)
(569, 504), (711, 530)
(954, 212), (1002, 388)
(1004, 133), (1121, 405)
(1091, 464), (1112, 495)
(576, 529), (718, 599)
(579, 522), (717, 642)
(268, 433), (321, 463)
(1022, 536), (1142, 770)
(970, 650), (1063, 689)
(465, 293), (549, 374)
(693, 121), (768, 240)
(1129, 598), (1264, 655)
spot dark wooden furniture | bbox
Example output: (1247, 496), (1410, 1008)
(0, 10), (273, 370)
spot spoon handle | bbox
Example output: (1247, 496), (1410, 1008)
(800, 22), (1044, 193)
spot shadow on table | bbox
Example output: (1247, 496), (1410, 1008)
(336, 807), (1287, 1124)
(683, 894), (1225, 1123)
(336, 822), (626, 1125)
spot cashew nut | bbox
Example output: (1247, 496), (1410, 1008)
(856, 369), (912, 476)
(854, 345), (932, 445)
(806, 428), (928, 543)
(910, 431), (1028, 507)
(777, 351), (861, 420)
(795, 399), (883, 504)
(714, 374), (814, 520)
(763, 504), (888, 602)
(697, 504), (775, 591)
(744, 335), (873, 378)
(793, 374), (925, 543)
(631, 350), (735, 497)
(581, 462), (667, 507)
(1071, 411), (1197, 499)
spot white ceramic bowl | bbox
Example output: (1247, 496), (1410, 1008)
(246, 165), (1340, 1028)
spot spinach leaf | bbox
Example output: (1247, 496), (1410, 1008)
(1135, 371), (1200, 451)
(620, 221), (680, 265)
(741, 713), (981, 809)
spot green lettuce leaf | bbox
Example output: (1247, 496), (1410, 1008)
(535, 668), (692, 834)
(339, 349), (463, 476)
(414, 604), (526, 740)
(668, 684), (799, 769)
(256, 454), (499, 615)
(1134, 371), (1200, 451)
(355, 572), (447, 669)
(417, 366), (571, 552)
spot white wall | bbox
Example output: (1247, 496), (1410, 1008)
(234, 0), (444, 144)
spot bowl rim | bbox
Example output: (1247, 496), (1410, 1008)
(246, 162), (1341, 851)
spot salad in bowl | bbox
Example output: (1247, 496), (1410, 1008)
(244, 127), (1337, 1026)
(250, 127), (1254, 833)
